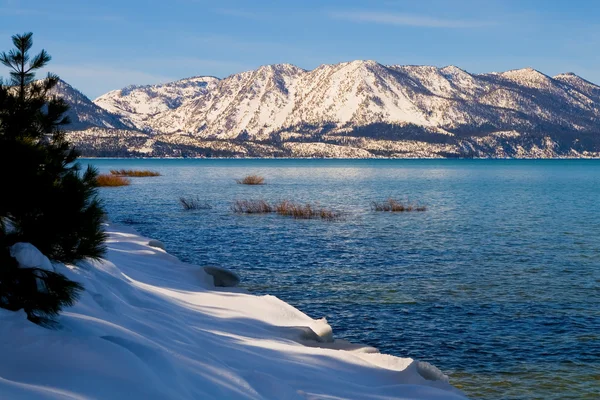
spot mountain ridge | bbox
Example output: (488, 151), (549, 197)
(50, 79), (132, 131)
(58, 60), (600, 158)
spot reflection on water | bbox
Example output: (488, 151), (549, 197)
(85, 159), (600, 400)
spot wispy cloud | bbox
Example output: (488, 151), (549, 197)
(330, 11), (493, 28)
(141, 56), (251, 73)
(0, 7), (124, 23)
(214, 8), (268, 20)
(186, 34), (301, 54)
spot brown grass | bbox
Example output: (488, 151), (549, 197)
(371, 199), (427, 212)
(275, 200), (342, 221)
(231, 199), (343, 221)
(236, 175), (265, 185)
(110, 169), (161, 177)
(179, 197), (212, 210)
(231, 200), (273, 214)
(96, 174), (130, 187)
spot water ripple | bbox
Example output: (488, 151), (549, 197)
(87, 159), (600, 400)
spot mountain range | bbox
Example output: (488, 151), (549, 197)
(57, 60), (600, 158)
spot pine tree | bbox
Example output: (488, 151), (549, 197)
(0, 32), (107, 325)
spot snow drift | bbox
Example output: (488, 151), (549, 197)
(0, 224), (466, 399)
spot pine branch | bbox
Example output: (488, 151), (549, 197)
(0, 32), (106, 326)
(27, 49), (51, 72)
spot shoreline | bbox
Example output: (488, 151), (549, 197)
(0, 223), (467, 399)
(78, 156), (600, 160)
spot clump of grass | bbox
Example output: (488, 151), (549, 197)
(231, 200), (273, 214)
(179, 197), (212, 210)
(110, 169), (161, 177)
(371, 199), (427, 212)
(236, 175), (265, 185)
(231, 199), (343, 221)
(96, 174), (130, 187)
(275, 200), (343, 221)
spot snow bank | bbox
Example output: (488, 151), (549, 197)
(10, 242), (54, 271)
(0, 224), (467, 399)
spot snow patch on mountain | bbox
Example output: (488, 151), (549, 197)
(51, 80), (131, 131)
(52, 61), (600, 158)
(94, 76), (219, 132)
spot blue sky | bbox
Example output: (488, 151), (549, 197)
(1, 0), (599, 98)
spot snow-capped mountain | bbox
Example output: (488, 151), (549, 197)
(60, 61), (600, 158)
(94, 76), (218, 132)
(50, 79), (131, 131)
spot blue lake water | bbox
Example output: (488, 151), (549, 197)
(85, 159), (600, 399)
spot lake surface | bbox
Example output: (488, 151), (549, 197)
(85, 159), (600, 400)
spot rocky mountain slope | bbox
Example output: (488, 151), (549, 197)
(94, 76), (218, 133)
(51, 80), (131, 131)
(61, 61), (600, 158)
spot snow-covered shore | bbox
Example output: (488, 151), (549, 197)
(0, 224), (466, 399)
